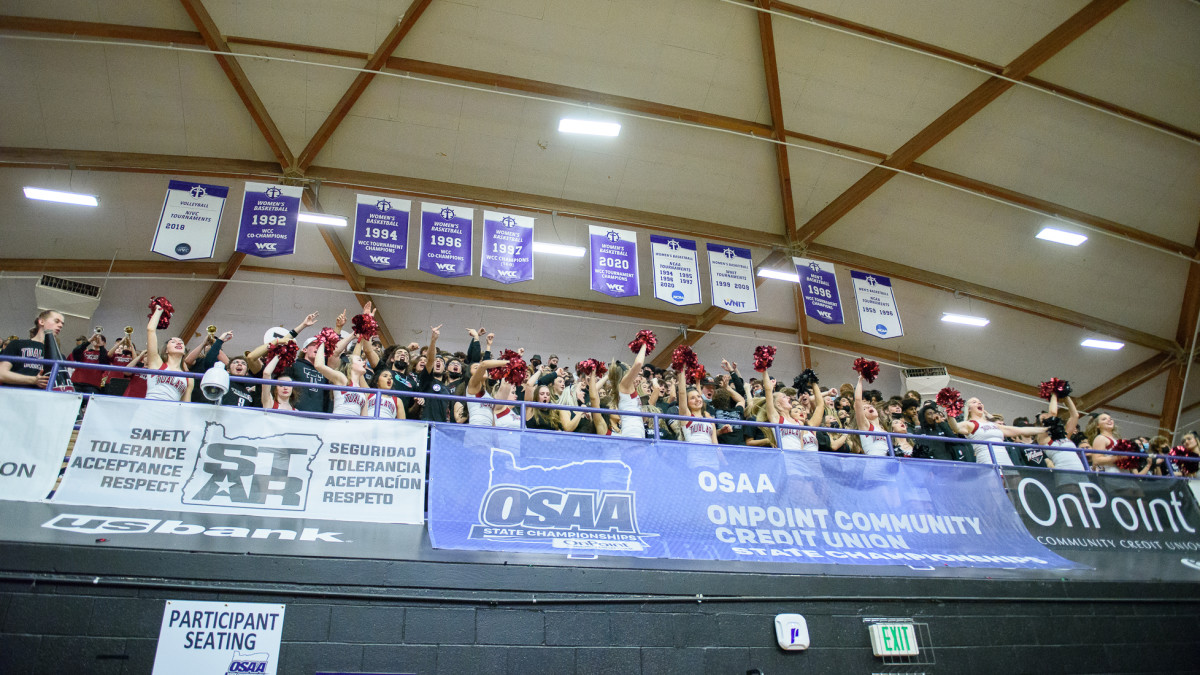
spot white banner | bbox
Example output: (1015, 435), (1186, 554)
(153, 600), (284, 675)
(0, 389), (81, 502)
(53, 397), (428, 523)
(706, 243), (757, 314)
(650, 235), (701, 306)
(151, 180), (228, 260)
(851, 270), (904, 339)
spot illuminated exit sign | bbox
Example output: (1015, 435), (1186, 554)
(868, 623), (919, 657)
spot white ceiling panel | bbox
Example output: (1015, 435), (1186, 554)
(1, 0), (197, 30)
(786, 143), (874, 223)
(204, 0), (417, 57)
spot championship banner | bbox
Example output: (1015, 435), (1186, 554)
(52, 397), (428, 524)
(706, 244), (757, 314)
(0, 389), (81, 502)
(419, 202), (474, 278)
(427, 426), (1081, 570)
(650, 235), (701, 306)
(351, 194), (410, 271)
(851, 270), (903, 339)
(794, 257), (843, 325)
(1008, 468), (1200, 555)
(152, 600), (284, 675)
(481, 211), (534, 284)
(235, 182), (302, 258)
(589, 225), (639, 297)
(151, 180), (228, 260)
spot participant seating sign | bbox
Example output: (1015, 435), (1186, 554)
(427, 426), (1081, 570)
(419, 202), (474, 278)
(152, 600), (284, 675)
(152, 180), (228, 260)
(0, 389), (81, 502)
(481, 211), (534, 284)
(851, 270), (903, 339)
(650, 235), (701, 306)
(352, 194), (410, 271)
(707, 244), (757, 313)
(53, 397), (428, 524)
(794, 257), (843, 325)
(589, 225), (640, 297)
(235, 182), (302, 258)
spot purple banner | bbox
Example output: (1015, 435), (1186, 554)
(351, 194), (410, 270)
(794, 256), (844, 325)
(235, 182), (302, 257)
(481, 211), (534, 284)
(589, 225), (639, 298)
(419, 202), (474, 278)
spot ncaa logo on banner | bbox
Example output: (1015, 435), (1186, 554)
(181, 423), (320, 510)
(469, 450), (657, 552)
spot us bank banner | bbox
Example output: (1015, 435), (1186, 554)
(427, 426), (1080, 570)
(0, 389), (81, 502)
(52, 397), (427, 524)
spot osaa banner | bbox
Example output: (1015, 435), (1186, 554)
(52, 397), (427, 524)
(0, 389), (81, 502)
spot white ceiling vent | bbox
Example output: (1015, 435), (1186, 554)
(35, 274), (102, 320)
(901, 366), (949, 397)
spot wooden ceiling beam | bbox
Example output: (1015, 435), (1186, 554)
(0, 259), (220, 276)
(295, 0), (433, 172)
(177, 252), (245, 344)
(1156, 223), (1200, 436)
(754, 0), (797, 238)
(177, 0), (297, 173)
(1075, 352), (1176, 412)
(0, 15), (205, 44)
(792, 0), (1128, 246)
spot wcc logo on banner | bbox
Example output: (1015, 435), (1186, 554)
(851, 270), (903, 339)
(419, 202), (474, 278)
(589, 225), (639, 297)
(151, 180), (228, 261)
(235, 182), (302, 258)
(351, 194), (409, 271)
(481, 211), (534, 284)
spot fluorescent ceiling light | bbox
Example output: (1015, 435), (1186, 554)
(532, 242), (585, 257)
(23, 187), (98, 206)
(558, 119), (621, 137)
(756, 268), (800, 283)
(941, 313), (990, 327)
(297, 212), (347, 227)
(1081, 338), (1124, 350)
(1036, 227), (1087, 246)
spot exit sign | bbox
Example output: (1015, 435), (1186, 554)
(868, 623), (919, 657)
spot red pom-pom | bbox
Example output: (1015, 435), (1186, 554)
(351, 313), (378, 339)
(936, 387), (964, 418)
(685, 364), (707, 385)
(1038, 378), (1072, 400)
(852, 357), (880, 384)
(315, 327), (340, 355)
(671, 345), (699, 372)
(493, 349), (528, 386)
(752, 345), (776, 373)
(147, 297), (174, 329)
(1112, 439), (1141, 472)
(628, 330), (657, 355)
(265, 340), (299, 370)
(1169, 445), (1199, 477)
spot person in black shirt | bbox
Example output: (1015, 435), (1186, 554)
(918, 402), (969, 461)
(193, 331), (260, 407)
(712, 381), (747, 445)
(418, 325), (453, 423)
(0, 309), (64, 388)
(287, 337), (331, 413)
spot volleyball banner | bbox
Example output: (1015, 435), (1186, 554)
(794, 257), (844, 325)
(351, 194), (410, 271)
(650, 235), (701, 306)
(481, 212), (534, 284)
(589, 225), (640, 297)
(419, 202), (474, 278)
(235, 182), (302, 258)
(151, 180), (228, 260)
(851, 270), (903, 339)
(707, 244), (757, 314)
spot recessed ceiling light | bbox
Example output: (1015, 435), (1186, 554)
(941, 313), (990, 327)
(532, 242), (586, 257)
(1081, 339), (1124, 350)
(756, 268), (799, 283)
(297, 212), (347, 227)
(1036, 227), (1087, 246)
(558, 119), (621, 137)
(23, 187), (99, 206)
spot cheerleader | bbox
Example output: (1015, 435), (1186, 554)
(1035, 394), (1085, 472)
(1084, 412), (1123, 471)
(365, 370), (405, 419)
(853, 373), (891, 456)
(943, 396), (1045, 465)
(764, 367), (823, 452)
(464, 358), (513, 427)
(676, 370), (718, 444)
(143, 306), (192, 402)
(313, 345), (370, 417)
(602, 341), (650, 439)
(261, 355), (297, 411)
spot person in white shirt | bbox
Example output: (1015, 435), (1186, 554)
(943, 396), (1045, 465)
(143, 305), (192, 402)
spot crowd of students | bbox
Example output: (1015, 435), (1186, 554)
(2, 306), (1196, 477)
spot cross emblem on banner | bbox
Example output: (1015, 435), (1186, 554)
(501, 216), (518, 228)
(606, 230), (620, 242)
(376, 200), (391, 212)
(867, 276), (877, 286)
(808, 262), (821, 272)
(189, 186), (206, 199)
(440, 207), (456, 220)
(667, 239), (679, 250)
(723, 247), (736, 258)
(264, 186), (282, 199)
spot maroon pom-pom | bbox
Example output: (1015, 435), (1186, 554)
(685, 364), (707, 385)
(752, 345), (776, 373)
(575, 358), (605, 378)
(852, 357), (880, 384)
(1168, 445), (1199, 477)
(265, 340), (299, 370)
(936, 387), (964, 418)
(628, 330), (657, 355)
(315, 327), (340, 355)
(671, 345), (699, 372)
(147, 297), (174, 329)
(1038, 378), (1072, 400)
(1112, 439), (1141, 472)
(499, 349), (528, 386)
(351, 313), (378, 339)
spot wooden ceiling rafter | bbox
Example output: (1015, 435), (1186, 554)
(753, 0), (798, 236)
(1156, 223), (1200, 436)
(792, 0), (1129, 246)
(177, 251), (246, 344)
(1075, 352), (1176, 412)
(294, 0), (433, 172)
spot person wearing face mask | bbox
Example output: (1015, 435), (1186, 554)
(143, 305), (193, 402)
